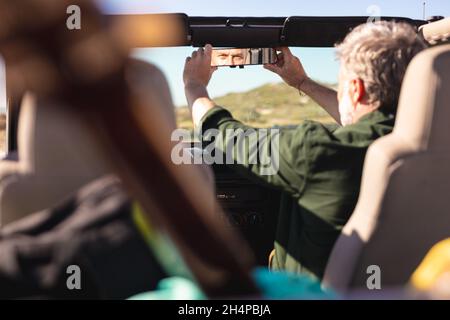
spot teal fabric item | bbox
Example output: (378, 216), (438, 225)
(128, 268), (336, 300)
(252, 268), (336, 299)
(129, 277), (206, 300)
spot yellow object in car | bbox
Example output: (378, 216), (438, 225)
(410, 238), (450, 290)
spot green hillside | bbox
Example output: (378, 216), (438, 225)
(176, 82), (336, 129)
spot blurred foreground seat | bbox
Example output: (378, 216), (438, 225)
(0, 60), (174, 227)
(0, 175), (167, 299)
(323, 43), (450, 293)
(0, 93), (111, 226)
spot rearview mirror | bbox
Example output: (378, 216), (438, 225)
(211, 48), (277, 68)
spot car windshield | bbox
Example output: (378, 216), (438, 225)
(96, 0), (448, 130)
(134, 47), (338, 129)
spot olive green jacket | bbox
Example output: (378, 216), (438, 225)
(199, 106), (395, 280)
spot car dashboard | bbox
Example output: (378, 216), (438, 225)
(212, 163), (281, 266)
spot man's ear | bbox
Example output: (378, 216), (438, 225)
(349, 78), (365, 107)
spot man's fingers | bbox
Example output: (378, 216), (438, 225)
(275, 55), (285, 67)
(204, 44), (212, 58)
(190, 45), (213, 61)
(204, 44), (213, 65)
(279, 47), (293, 60)
(274, 51), (285, 68)
(204, 44), (213, 55)
(280, 47), (292, 55)
(264, 63), (281, 74)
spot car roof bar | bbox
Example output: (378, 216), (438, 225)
(107, 14), (427, 48)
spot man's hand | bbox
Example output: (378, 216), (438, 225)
(183, 44), (218, 88)
(264, 47), (308, 90)
(184, 44), (217, 127)
(265, 47), (341, 124)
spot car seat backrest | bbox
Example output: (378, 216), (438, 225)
(0, 92), (112, 225)
(323, 44), (450, 292)
(420, 17), (450, 45)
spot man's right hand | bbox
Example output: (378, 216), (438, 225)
(183, 44), (217, 88)
(264, 47), (308, 90)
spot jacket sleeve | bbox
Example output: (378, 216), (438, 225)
(199, 106), (310, 196)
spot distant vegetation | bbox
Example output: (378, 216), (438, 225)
(176, 81), (336, 129)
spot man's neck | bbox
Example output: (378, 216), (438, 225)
(352, 104), (379, 124)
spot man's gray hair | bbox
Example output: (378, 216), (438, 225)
(336, 21), (427, 111)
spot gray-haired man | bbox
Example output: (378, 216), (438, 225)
(183, 21), (426, 279)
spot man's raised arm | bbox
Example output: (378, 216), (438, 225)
(183, 44), (218, 128)
(264, 47), (341, 125)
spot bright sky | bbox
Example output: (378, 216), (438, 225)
(96, 0), (450, 106)
(97, 0), (450, 18)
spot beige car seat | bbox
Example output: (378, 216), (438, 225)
(0, 93), (112, 226)
(323, 43), (450, 293)
(0, 59), (175, 226)
(420, 17), (450, 45)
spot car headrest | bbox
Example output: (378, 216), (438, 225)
(394, 43), (450, 153)
(419, 18), (450, 44)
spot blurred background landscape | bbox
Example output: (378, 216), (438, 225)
(176, 81), (336, 129)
